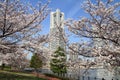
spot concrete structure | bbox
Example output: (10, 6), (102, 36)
(49, 9), (65, 51)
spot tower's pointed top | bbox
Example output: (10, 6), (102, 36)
(56, 9), (60, 12)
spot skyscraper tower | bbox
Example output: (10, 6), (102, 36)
(49, 9), (65, 51)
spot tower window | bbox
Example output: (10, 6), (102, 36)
(60, 14), (62, 17)
(54, 14), (56, 17)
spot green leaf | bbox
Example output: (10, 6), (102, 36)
(30, 53), (42, 69)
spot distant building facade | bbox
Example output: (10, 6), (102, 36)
(68, 43), (79, 61)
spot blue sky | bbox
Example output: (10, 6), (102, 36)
(25, 0), (119, 40)
(26, 0), (119, 43)
(49, 0), (83, 18)
(39, 0), (87, 42)
(27, 0), (84, 18)
(23, 0), (88, 43)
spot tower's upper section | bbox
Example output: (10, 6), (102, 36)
(49, 9), (65, 51)
(50, 9), (64, 29)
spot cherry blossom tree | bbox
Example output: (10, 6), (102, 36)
(66, 0), (120, 68)
(0, 0), (50, 69)
(0, 0), (50, 53)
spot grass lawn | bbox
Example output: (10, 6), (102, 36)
(0, 70), (47, 80)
